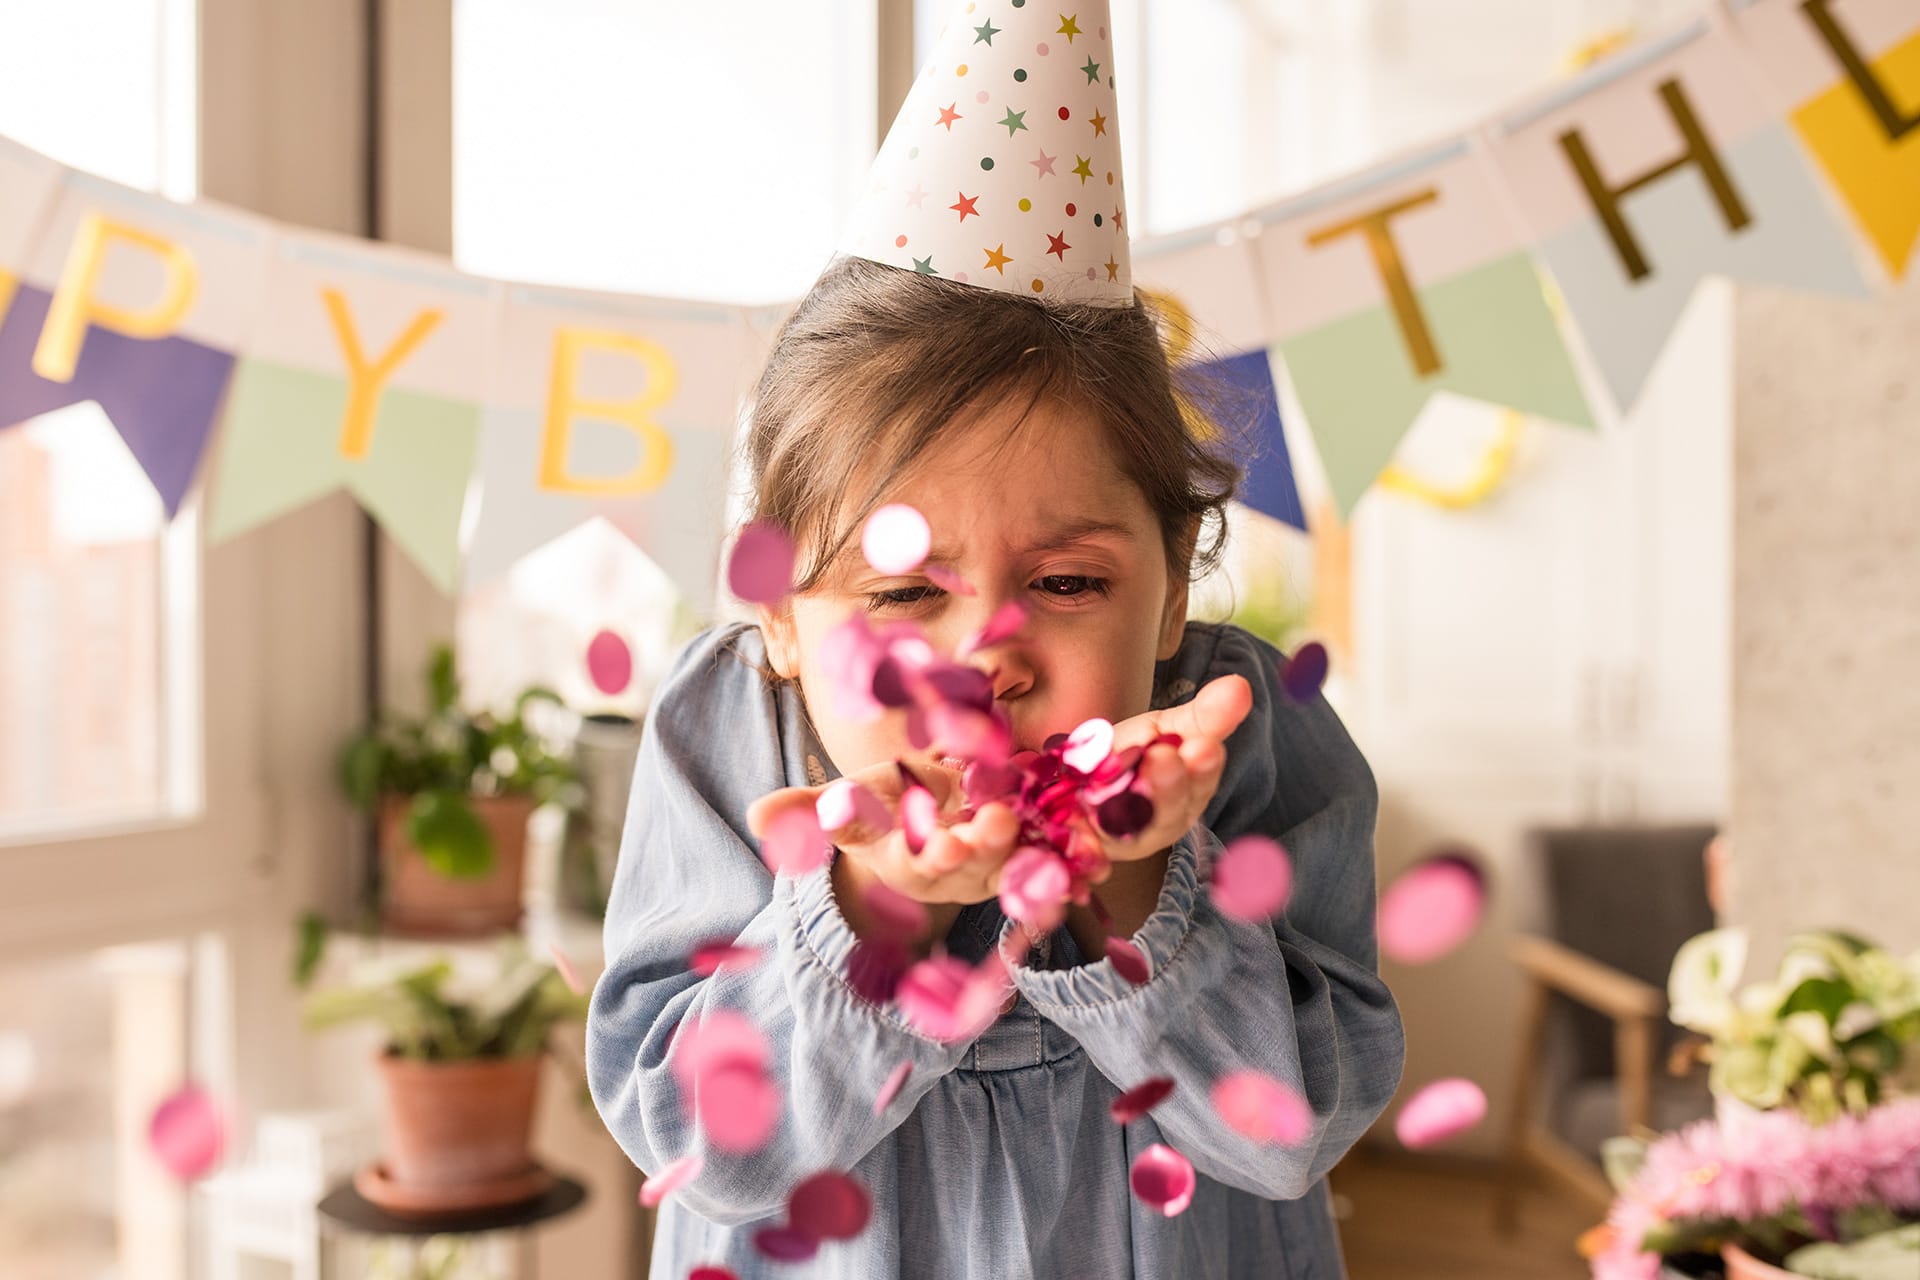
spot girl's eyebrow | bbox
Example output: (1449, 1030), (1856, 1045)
(925, 517), (1139, 563)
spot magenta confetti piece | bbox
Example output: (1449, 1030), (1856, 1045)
(789, 1170), (873, 1240)
(1060, 717), (1115, 774)
(727, 520), (798, 605)
(1394, 1078), (1487, 1149)
(1211, 835), (1294, 923)
(900, 784), (939, 855)
(895, 955), (1006, 1042)
(1129, 1143), (1196, 1217)
(762, 806), (831, 875)
(816, 778), (893, 839)
(957, 600), (1028, 658)
(671, 1011), (769, 1090)
(922, 563), (976, 595)
(1377, 853), (1486, 965)
(699, 1060), (782, 1154)
(998, 847), (1071, 927)
(753, 1224), (820, 1263)
(1094, 789), (1154, 838)
(927, 703), (1011, 765)
(873, 1061), (913, 1115)
(1279, 640), (1330, 702)
(1104, 936), (1150, 985)
(585, 629), (633, 696)
(1110, 1076), (1176, 1125)
(860, 881), (930, 939)
(638, 1153), (704, 1208)
(821, 615), (887, 723)
(862, 504), (932, 574)
(550, 942), (585, 995)
(689, 1268), (739, 1280)
(845, 936), (912, 1004)
(690, 941), (763, 977)
(1211, 1071), (1310, 1145)
(148, 1085), (225, 1181)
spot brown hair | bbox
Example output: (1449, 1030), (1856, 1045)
(744, 254), (1254, 592)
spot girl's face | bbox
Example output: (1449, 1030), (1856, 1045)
(762, 395), (1191, 778)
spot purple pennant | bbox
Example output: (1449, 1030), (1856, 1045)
(0, 285), (234, 516)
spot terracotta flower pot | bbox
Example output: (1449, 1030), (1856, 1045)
(1723, 1243), (1803, 1279)
(379, 793), (534, 937)
(375, 1052), (542, 1193)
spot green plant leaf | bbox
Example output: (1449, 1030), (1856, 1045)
(1782, 976), (1855, 1025)
(292, 911), (329, 988)
(407, 791), (494, 879)
(337, 734), (388, 811)
(427, 645), (460, 714)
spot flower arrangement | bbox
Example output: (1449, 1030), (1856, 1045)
(1586, 928), (1920, 1279)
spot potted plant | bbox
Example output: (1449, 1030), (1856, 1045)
(300, 934), (589, 1214)
(339, 645), (579, 936)
(1583, 927), (1920, 1279)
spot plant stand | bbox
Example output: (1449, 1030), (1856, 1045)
(316, 1175), (588, 1280)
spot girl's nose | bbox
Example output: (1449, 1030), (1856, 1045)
(953, 598), (1034, 703)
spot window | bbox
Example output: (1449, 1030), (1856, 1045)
(450, 0), (878, 707)
(0, 0), (199, 839)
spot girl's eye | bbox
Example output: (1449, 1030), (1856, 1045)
(866, 583), (945, 612)
(1034, 575), (1110, 600)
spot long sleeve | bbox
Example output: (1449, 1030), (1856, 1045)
(1008, 623), (1406, 1201)
(584, 626), (979, 1226)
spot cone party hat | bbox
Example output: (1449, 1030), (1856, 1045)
(837, 1), (1132, 306)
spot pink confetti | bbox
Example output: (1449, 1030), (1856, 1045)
(585, 629), (633, 696)
(895, 955), (1006, 1042)
(788, 1170), (872, 1240)
(862, 504), (932, 574)
(690, 941), (763, 976)
(846, 937), (911, 1004)
(926, 703), (1011, 765)
(727, 520), (797, 604)
(817, 778), (893, 838)
(1110, 1076), (1176, 1125)
(671, 1011), (769, 1090)
(1377, 853), (1486, 965)
(860, 882), (930, 940)
(873, 1061), (913, 1114)
(148, 1085), (225, 1181)
(699, 1060), (782, 1154)
(689, 1269), (739, 1280)
(900, 784), (939, 855)
(1211, 1071), (1310, 1145)
(821, 615), (887, 723)
(1104, 936), (1150, 986)
(550, 943), (585, 995)
(1129, 1143), (1196, 1217)
(957, 600), (1028, 658)
(638, 1152), (704, 1208)
(753, 1224), (819, 1262)
(761, 806), (831, 875)
(1061, 717), (1116, 774)
(1279, 641), (1330, 702)
(922, 563), (977, 595)
(1395, 1077), (1487, 1149)
(998, 847), (1070, 928)
(1211, 836), (1294, 923)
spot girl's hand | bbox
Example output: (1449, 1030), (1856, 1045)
(1093, 673), (1253, 870)
(746, 760), (1022, 912)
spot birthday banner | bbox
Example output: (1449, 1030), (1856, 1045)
(0, 0), (1912, 599)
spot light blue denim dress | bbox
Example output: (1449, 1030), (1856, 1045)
(587, 621), (1405, 1279)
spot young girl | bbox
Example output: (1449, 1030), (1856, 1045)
(587, 6), (1403, 1277)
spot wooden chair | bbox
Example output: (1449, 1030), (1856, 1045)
(1493, 824), (1719, 1232)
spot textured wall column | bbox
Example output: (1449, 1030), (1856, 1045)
(1730, 278), (1920, 961)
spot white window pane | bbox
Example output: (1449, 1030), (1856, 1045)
(0, 2), (196, 840)
(453, 0), (878, 304)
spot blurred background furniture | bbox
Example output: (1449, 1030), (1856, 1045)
(1494, 823), (1719, 1231)
(316, 1173), (588, 1280)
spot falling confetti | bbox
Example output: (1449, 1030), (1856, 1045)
(956, 600), (1027, 658)
(148, 1085), (226, 1181)
(873, 1061), (914, 1115)
(727, 520), (798, 605)
(690, 941), (764, 977)
(1110, 1076), (1176, 1125)
(817, 779), (894, 839)
(1212, 1071), (1311, 1146)
(585, 629), (633, 696)
(550, 943), (585, 995)
(788, 1170), (873, 1240)
(1211, 835), (1293, 923)
(753, 1224), (820, 1263)
(862, 504), (932, 575)
(1377, 852), (1487, 965)
(998, 847), (1071, 927)
(638, 1153), (704, 1208)
(1104, 936), (1150, 986)
(761, 807), (832, 875)
(1395, 1078), (1487, 1149)
(1129, 1143), (1196, 1217)
(1279, 641), (1330, 702)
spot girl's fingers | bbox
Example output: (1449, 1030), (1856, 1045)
(746, 785), (820, 840)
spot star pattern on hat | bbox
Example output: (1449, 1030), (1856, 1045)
(839, 1), (1132, 303)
